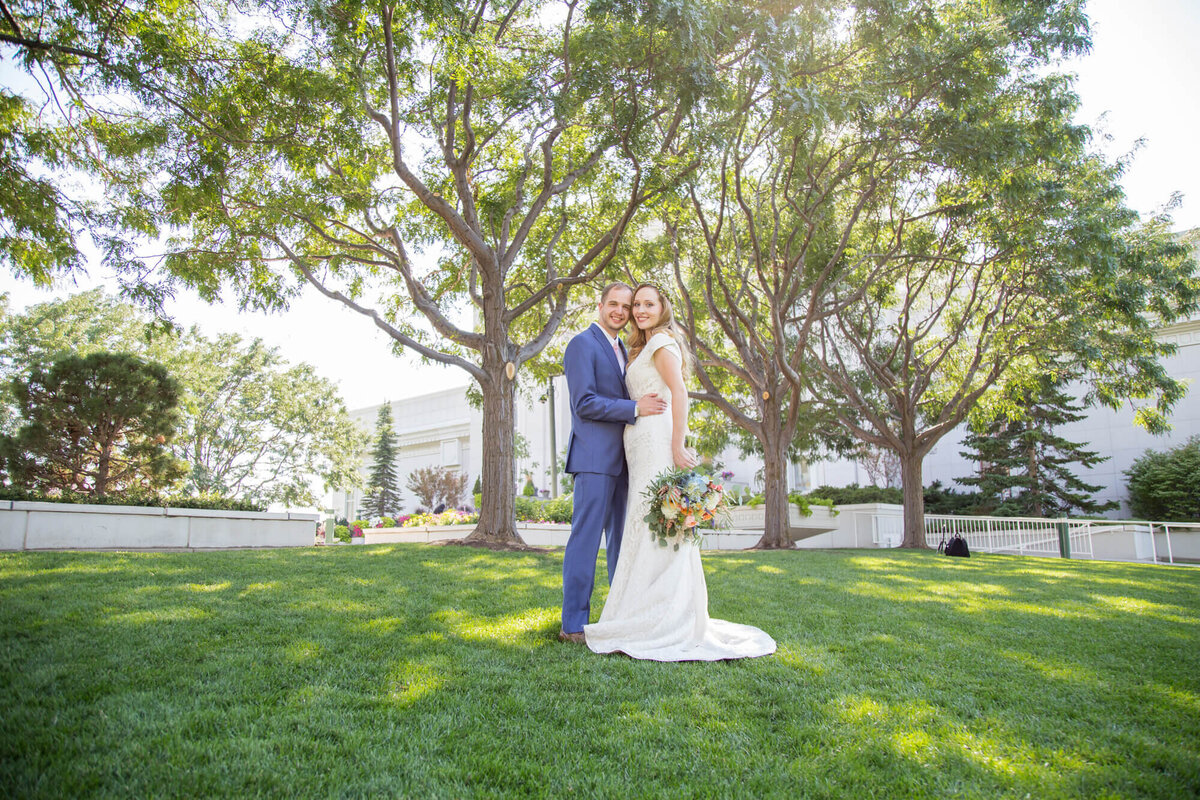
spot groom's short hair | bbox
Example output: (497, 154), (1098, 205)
(599, 281), (633, 304)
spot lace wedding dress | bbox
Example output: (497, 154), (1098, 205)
(585, 333), (776, 661)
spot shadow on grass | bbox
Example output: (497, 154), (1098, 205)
(1, 546), (1197, 798)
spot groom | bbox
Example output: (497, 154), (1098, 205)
(560, 282), (667, 643)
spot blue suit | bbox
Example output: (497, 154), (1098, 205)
(561, 323), (637, 634)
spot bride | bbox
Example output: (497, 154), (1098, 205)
(584, 283), (776, 661)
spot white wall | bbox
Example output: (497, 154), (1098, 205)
(0, 501), (318, 550)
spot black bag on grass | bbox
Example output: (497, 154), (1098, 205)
(939, 533), (970, 557)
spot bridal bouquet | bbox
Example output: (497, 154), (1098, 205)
(642, 468), (727, 550)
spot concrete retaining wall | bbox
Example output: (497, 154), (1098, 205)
(0, 501), (318, 551)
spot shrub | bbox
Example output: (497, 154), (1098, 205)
(379, 516), (396, 528)
(1125, 437), (1200, 521)
(513, 495), (572, 523)
(334, 524), (351, 543)
(800, 483), (978, 515)
(804, 484), (903, 506)
(402, 509), (479, 527)
(742, 492), (836, 517)
(0, 487), (265, 512)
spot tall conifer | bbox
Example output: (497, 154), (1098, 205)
(362, 404), (400, 518)
(958, 376), (1117, 517)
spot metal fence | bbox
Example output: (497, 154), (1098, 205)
(905, 513), (1199, 565)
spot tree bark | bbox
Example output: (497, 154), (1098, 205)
(899, 449), (928, 548)
(753, 410), (793, 549)
(464, 367), (525, 547)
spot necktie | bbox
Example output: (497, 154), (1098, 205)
(612, 339), (623, 372)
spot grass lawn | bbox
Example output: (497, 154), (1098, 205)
(1, 545), (1198, 799)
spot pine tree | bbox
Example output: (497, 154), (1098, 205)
(362, 404), (401, 518)
(958, 376), (1118, 517)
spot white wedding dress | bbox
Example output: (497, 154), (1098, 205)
(585, 333), (776, 661)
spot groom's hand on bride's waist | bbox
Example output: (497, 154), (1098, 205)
(636, 393), (668, 417)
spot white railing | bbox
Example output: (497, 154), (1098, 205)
(922, 515), (1091, 558)
(911, 514), (1200, 565)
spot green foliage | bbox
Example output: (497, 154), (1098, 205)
(362, 404), (402, 518)
(0, 291), (366, 506)
(1125, 437), (1200, 522)
(805, 485), (904, 507)
(744, 493), (836, 517)
(0, 87), (88, 285)
(2, 548), (1198, 797)
(514, 495), (573, 524)
(1, 352), (185, 497)
(333, 524), (351, 543)
(958, 375), (1118, 517)
(1, 0), (729, 540)
(0, 486), (264, 511)
(799, 483), (979, 516)
(923, 482), (982, 516)
(522, 476), (537, 497)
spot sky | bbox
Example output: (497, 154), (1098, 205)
(4, 0), (1199, 411)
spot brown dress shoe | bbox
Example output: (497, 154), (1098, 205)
(558, 630), (586, 644)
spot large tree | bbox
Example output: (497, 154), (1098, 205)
(661, 0), (1197, 548)
(811, 169), (1195, 547)
(2, 352), (185, 496)
(0, 290), (365, 506)
(0, 0), (725, 544)
(957, 374), (1117, 518)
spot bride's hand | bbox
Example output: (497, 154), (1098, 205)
(673, 446), (697, 469)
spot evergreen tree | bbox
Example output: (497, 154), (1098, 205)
(958, 376), (1117, 517)
(362, 404), (401, 518)
(1, 352), (185, 497)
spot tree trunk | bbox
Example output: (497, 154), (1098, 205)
(899, 449), (928, 548)
(464, 370), (525, 547)
(753, 418), (792, 549)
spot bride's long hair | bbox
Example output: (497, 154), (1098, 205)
(626, 283), (694, 379)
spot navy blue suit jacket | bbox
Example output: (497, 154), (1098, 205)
(564, 323), (637, 476)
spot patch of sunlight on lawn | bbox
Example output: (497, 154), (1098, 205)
(845, 580), (953, 606)
(182, 581), (232, 593)
(111, 606), (213, 624)
(1144, 681), (1200, 716)
(835, 694), (1081, 779)
(756, 564), (785, 574)
(238, 581), (280, 596)
(1089, 594), (1197, 624)
(999, 650), (1103, 688)
(360, 616), (406, 635)
(385, 662), (444, 708)
(419, 553), (561, 590)
(772, 645), (829, 676)
(432, 607), (558, 644)
(847, 555), (925, 571)
(285, 640), (322, 662)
